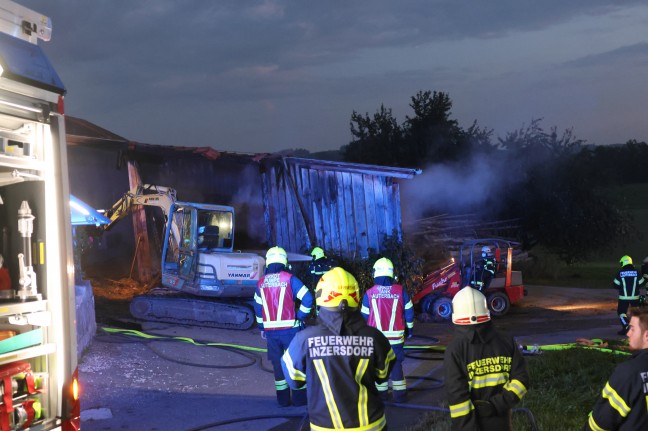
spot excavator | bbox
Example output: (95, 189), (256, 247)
(104, 184), (265, 330)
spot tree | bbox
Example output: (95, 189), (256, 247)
(496, 120), (633, 263)
(343, 90), (492, 168)
(342, 105), (404, 166)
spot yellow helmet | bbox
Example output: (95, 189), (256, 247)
(311, 246), (325, 260)
(620, 255), (633, 267)
(316, 267), (360, 309)
(452, 286), (490, 325)
(373, 257), (394, 278)
(266, 246), (288, 267)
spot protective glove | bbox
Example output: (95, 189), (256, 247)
(473, 400), (496, 417)
(260, 330), (266, 340)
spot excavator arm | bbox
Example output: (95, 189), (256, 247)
(104, 184), (177, 230)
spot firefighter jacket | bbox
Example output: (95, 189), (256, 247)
(444, 321), (529, 431)
(361, 279), (414, 344)
(309, 257), (335, 284)
(613, 265), (646, 301)
(254, 269), (313, 333)
(281, 307), (396, 431)
(585, 348), (648, 431)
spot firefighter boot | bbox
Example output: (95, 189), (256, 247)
(276, 388), (291, 407)
(292, 387), (307, 406)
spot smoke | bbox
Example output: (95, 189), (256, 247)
(401, 153), (514, 223)
(230, 164), (267, 247)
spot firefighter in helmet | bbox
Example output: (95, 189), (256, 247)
(471, 246), (496, 292)
(361, 257), (414, 403)
(445, 286), (529, 431)
(253, 246), (313, 407)
(308, 246), (335, 288)
(613, 255), (646, 335)
(281, 267), (395, 430)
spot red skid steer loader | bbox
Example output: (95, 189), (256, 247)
(412, 239), (526, 321)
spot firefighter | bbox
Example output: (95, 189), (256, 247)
(0, 254), (9, 291)
(281, 267), (395, 431)
(308, 246), (334, 288)
(584, 305), (648, 430)
(445, 286), (529, 431)
(253, 246), (313, 407)
(471, 246), (496, 292)
(361, 257), (414, 403)
(613, 255), (646, 335)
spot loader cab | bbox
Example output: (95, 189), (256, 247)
(162, 203), (236, 281)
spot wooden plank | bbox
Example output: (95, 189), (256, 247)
(335, 170), (349, 255)
(298, 165), (313, 251)
(383, 177), (396, 241)
(126, 161), (152, 283)
(310, 168), (325, 249)
(363, 174), (379, 253)
(351, 173), (369, 257)
(283, 160), (314, 251)
(275, 167), (291, 250)
(325, 173), (341, 253)
(393, 180), (403, 241)
(319, 171), (332, 252)
(342, 172), (356, 256)
(373, 176), (387, 249)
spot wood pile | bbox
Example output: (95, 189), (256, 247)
(403, 214), (523, 270)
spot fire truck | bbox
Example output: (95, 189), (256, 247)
(0, 1), (80, 430)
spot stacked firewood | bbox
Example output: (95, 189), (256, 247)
(402, 214), (523, 272)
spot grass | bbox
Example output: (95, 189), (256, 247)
(406, 348), (628, 431)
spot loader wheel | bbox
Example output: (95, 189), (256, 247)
(487, 292), (510, 317)
(431, 297), (453, 322)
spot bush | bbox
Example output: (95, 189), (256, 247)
(335, 232), (424, 297)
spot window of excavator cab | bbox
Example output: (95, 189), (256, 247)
(197, 209), (233, 250)
(181, 209), (193, 248)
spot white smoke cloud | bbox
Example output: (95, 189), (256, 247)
(401, 154), (509, 223)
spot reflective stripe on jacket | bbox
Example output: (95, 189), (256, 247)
(281, 308), (395, 431)
(444, 321), (529, 431)
(585, 348), (648, 431)
(255, 271), (312, 330)
(613, 266), (646, 301)
(361, 283), (414, 344)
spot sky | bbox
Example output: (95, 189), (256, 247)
(18, 0), (648, 154)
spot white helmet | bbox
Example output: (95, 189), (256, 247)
(452, 286), (490, 325)
(481, 246), (492, 258)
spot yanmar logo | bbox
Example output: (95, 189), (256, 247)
(228, 273), (251, 278)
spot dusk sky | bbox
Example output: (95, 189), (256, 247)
(21, 0), (648, 154)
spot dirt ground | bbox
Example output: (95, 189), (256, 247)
(79, 281), (623, 430)
(88, 277), (624, 354)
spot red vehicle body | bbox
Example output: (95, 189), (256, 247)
(412, 239), (526, 321)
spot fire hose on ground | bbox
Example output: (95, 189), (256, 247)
(97, 328), (626, 431)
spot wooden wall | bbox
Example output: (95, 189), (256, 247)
(262, 157), (417, 258)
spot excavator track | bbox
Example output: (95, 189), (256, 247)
(129, 289), (255, 330)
